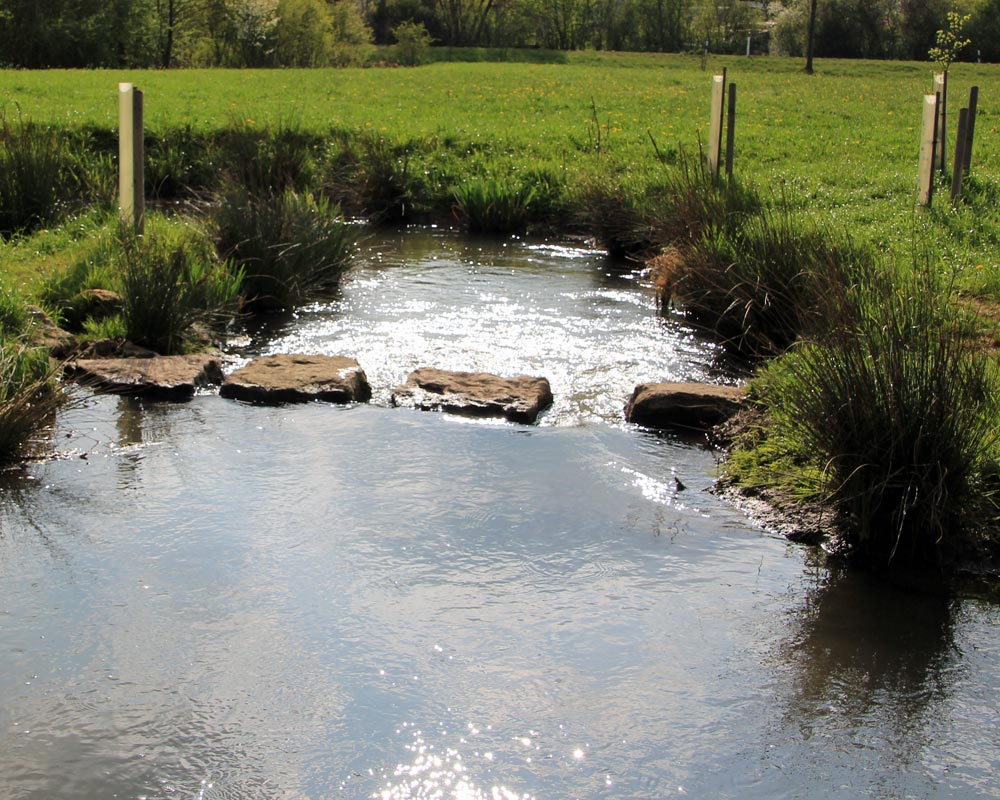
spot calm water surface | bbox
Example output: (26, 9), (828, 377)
(0, 231), (998, 800)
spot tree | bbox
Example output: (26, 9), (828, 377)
(392, 19), (432, 63)
(804, 0), (816, 70)
(273, 0), (334, 65)
(435, 0), (496, 45)
(928, 9), (971, 74)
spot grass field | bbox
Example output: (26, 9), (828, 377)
(1, 52), (998, 284)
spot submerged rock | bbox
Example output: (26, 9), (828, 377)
(625, 381), (745, 431)
(67, 354), (224, 399)
(392, 368), (553, 424)
(220, 354), (372, 404)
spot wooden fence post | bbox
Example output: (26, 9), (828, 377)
(708, 69), (726, 178)
(962, 86), (979, 175)
(917, 94), (938, 207)
(725, 82), (737, 179)
(933, 72), (947, 174)
(951, 107), (969, 202)
(118, 82), (144, 233)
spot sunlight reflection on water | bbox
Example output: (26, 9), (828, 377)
(252, 228), (734, 425)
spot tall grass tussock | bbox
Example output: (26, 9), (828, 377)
(0, 115), (76, 237)
(0, 344), (63, 465)
(116, 222), (243, 354)
(730, 260), (1000, 568)
(214, 188), (357, 312)
(453, 175), (537, 234)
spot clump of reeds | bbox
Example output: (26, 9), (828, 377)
(216, 119), (316, 197)
(0, 344), (64, 465)
(745, 260), (1000, 567)
(116, 222), (242, 354)
(213, 188), (357, 313)
(0, 114), (75, 236)
(327, 133), (416, 223)
(657, 209), (872, 357)
(145, 124), (217, 200)
(453, 175), (537, 234)
(577, 151), (759, 260)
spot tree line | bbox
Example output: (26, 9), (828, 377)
(0, 0), (997, 68)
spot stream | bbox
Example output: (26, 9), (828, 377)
(0, 229), (997, 799)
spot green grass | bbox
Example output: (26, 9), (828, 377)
(213, 188), (357, 312)
(727, 257), (1000, 568)
(0, 55), (997, 288)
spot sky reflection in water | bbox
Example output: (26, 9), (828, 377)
(0, 232), (997, 800)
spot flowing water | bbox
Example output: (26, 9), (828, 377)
(0, 230), (998, 800)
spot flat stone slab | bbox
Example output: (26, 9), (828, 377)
(625, 381), (745, 431)
(220, 354), (371, 405)
(67, 354), (224, 399)
(392, 368), (553, 424)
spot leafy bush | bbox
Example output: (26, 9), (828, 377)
(116, 221), (243, 354)
(214, 188), (357, 312)
(744, 261), (1000, 567)
(392, 21), (432, 66)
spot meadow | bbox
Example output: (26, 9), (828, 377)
(2, 52), (999, 283)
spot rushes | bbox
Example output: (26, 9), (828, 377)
(213, 188), (357, 313)
(453, 175), (537, 234)
(0, 344), (63, 466)
(116, 222), (242, 354)
(659, 209), (871, 357)
(0, 115), (75, 236)
(735, 260), (1000, 567)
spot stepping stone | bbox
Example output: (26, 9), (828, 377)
(392, 368), (553, 424)
(220, 354), (371, 404)
(67, 354), (224, 399)
(625, 381), (745, 431)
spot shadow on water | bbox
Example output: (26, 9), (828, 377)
(765, 556), (959, 796)
(785, 559), (955, 725)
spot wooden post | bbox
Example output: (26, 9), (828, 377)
(951, 106), (969, 202)
(933, 73), (947, 174)
(725, 82), (736, 179)
(708, 69), (726, 178)
(118, 82), (144, 233)
(962, 86), (979, 175)
(917, 94), (938, 207)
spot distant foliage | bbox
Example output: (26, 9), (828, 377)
(392, 20), (433, 65)
(0, 0), (996, 63)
